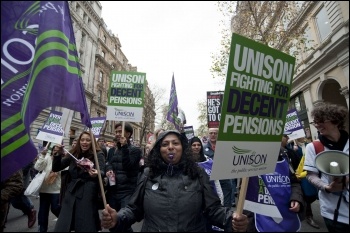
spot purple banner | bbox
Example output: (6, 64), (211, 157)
(1, 1), (91, 181)
(166, 74), (180, 130)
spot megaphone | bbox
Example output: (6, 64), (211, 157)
(315, 150), (349, 177)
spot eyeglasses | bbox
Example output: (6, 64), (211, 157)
(310, 120), (331, 125)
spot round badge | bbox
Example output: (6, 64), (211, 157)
(152, 183), (159, 190)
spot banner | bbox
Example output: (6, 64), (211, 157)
(166, 74), (181, 130)
(36, 110), (64, 144)
(244, 176), (282, 222)
(210, 33), (295, 180)
(283, 109), (305, 140)
(1, 1), (91, 181)
(207, 91), (224, 128)
(184, 126), (195, 140)
(90, 117), (106, 138)
(106, 71), (146, 122)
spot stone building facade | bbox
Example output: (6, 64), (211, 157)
(289, 1), (349, 140)
(30, 1), (155, 148)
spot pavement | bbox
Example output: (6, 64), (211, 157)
(4, 195), (327, 232)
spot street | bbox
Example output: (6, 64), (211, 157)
(4, 195), (327, 232)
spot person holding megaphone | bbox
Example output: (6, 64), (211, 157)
(304, 103), (349, 232)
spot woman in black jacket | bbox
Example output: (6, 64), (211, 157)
(101, 130), (248, 232)
(52, 131), (105, 232)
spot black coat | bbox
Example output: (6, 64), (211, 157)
(115, 167), (234, 232)
(105, 143), (142, 195)
(52, 151), (105, 232)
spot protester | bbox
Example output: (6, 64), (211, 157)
(106, 138), (118, 165)
(52, 131), (105, 232)
(246, 132), (305, 232)
(190, 136), (224, 231)
(289, 137), (320, 229)
(10, 164), (37, 229)
(105, 122), (142, 232)
(34, 145), (61, 232)
(71, 138), (78, 149)
(101, 130), (249, 232)
(231, 179), (237, 207)
(98, 137), (108, 160)
(203, 128), (233, 207)
(1, 170), (24, 231)
(304, 103), (349, 232)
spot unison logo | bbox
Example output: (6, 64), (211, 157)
(114, 108), (135, 117)
(232, 145), (267, 167)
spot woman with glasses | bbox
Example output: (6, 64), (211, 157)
(304, 102), (349, 232)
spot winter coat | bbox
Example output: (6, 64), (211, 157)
(34, 153), (61, 194)
(105, 143), (142, 195)
(52, 151), (105, 232)
(114, 167), (234, 232)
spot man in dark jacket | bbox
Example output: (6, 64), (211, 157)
(97, 137), (108, 160)
(203, 127), (233, 208)
(105, 122), (142, 232)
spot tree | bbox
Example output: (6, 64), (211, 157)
(195, 98), (208, 137)
(211, 1), (316, 80)
(138, 83), (166, 145)
(150, 84), (167, 127)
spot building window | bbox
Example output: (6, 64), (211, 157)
(315, 7), (331, 42)
(81, 33), (86, 46)
(99, 71), (103, 83)
(97, 111), (101, 117)
(101, 51), (105, 58)
(97, 90), (102, 104)
(113, 46), (117, 56)
(289, 93), (306, 112)
(79, 50), (84, 63)
(103, 35), (106, 43)
(83, 13), (87, 22)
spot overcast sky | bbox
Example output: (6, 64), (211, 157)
(100, 1), (227, 131)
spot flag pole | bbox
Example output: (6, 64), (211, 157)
(89, 128), (107, 208)
(236, 177), (249, 214)
(122, 121), (125, 137)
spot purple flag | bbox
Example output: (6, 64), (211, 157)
(1, 1), (91, 181)
(166, 74), (180, 130)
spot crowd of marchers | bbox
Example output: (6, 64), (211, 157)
(1, 102), (349, 232)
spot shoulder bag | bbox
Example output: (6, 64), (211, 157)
(24, 170), (47, 196)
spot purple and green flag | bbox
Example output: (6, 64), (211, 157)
(166, 74), (181, 130)
(1, 1), (91, 181)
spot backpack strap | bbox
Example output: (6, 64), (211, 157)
(312, 141), (325, 178)
(312, 141), (325, 155)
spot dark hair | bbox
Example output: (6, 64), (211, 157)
(70, 131), (101, 160)
(115, 122), (133, 138)
(189, 137), (206, 162)
(147, 131), (200, 180)
(312, 102), (348, 130)
(98, 137), (105, 142)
